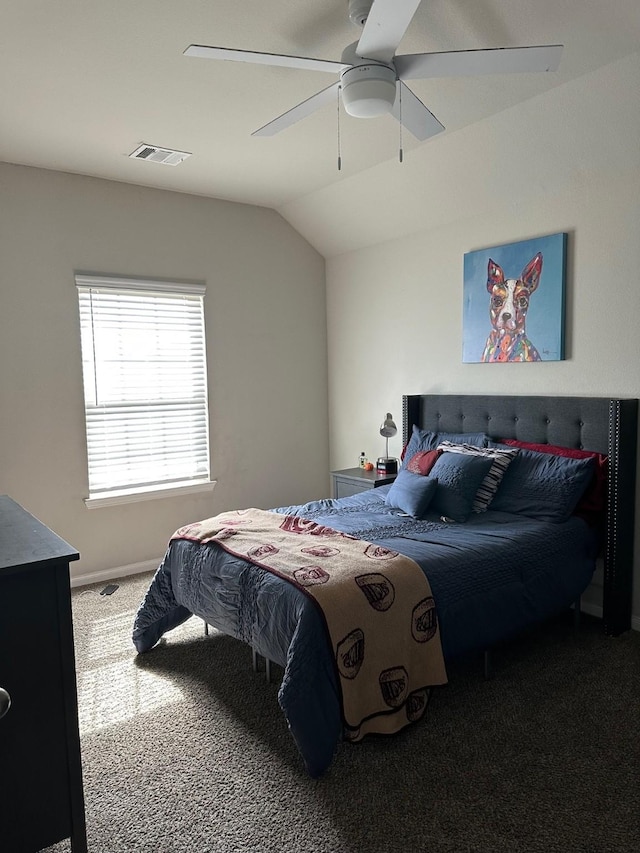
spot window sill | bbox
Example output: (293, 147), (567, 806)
(84, 480), (217, 509)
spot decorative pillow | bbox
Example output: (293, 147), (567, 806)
(401, 426), (437, 464)
(439, 431), (488, 447)
(405, 449), (441, 476)
(428, 452), (494, 523)
(489, 448), (596, 522)
(497, 439), (607, 526)
(385, 469), (438, 518)
(401, 425), (488, 466)
(437, 440), (520, 512)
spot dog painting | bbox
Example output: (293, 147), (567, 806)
(482, 253), (542, 362)
(462, 233), (566, 363)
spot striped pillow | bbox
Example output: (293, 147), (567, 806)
(436, 441), (519, 512)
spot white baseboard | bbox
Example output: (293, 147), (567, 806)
(578, 598), (640, 632)
(70, 558), (160, 588)
(579, 599), (602, 620)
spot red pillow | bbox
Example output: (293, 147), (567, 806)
(405, 449), (441, 476)
(498, 439), (608, 526)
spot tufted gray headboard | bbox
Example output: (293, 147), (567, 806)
(402, 394), (638, 636)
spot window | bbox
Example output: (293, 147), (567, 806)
(76, 275), (211, 506)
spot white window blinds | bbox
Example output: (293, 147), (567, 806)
(76, 275), (210, 499)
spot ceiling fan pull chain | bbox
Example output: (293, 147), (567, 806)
(398, 82), (404, 163)
(337, 85), (342, 171)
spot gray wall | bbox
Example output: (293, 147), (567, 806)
(0, 163), (328, 581)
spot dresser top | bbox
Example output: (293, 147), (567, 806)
(0, 495), (79, 571)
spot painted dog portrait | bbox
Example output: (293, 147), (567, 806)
(481, 252), (543, 362)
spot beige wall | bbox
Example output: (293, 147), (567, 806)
(0, 164), (328, 582)
(324, 53), (640, 623)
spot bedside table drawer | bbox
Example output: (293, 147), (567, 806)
(331, 467), (396, 499)
(334, 478), (374, 499)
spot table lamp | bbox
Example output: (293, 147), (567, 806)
(376, 412), (398, 475)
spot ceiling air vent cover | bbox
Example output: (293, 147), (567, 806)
(129, 144), (191, 166)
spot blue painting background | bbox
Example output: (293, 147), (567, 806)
(462, 232), (567, 362)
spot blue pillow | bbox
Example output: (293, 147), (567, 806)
(440, 431), (488, 447)
(428, 452), (494, 522)
(401, 426), (437, 467)
(385, 469), (438, 518)
(402, 425), (488, 469)
(489, 449), (596, 522)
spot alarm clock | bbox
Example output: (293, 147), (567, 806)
(376, 457), (398, 475)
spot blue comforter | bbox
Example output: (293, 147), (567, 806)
(132, 487), (598, 776)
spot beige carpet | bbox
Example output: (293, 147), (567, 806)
(42, 571), (640, 853)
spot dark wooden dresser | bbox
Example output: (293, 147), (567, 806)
(0, 495), (87, 853)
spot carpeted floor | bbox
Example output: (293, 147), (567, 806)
(42, 571), (640, 853)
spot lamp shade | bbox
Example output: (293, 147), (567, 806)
(378, 413), (398, 474)
(380, 413), (397, 439)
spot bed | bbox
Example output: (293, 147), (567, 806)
(133, 394), (638, 777)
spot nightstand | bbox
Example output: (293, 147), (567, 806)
(331, 467), (397, 499)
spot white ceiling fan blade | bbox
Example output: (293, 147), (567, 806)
(356, 0), (422, 63)
(184, 44), (345, 75)
(395, 44), (563, 80)
(252, 82), (340, 137)
(391, 82), (445, 141)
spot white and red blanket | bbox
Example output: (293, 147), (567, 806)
(172, 508), (447, 740)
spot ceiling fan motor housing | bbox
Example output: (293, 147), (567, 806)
(340, 63), (397, 118)
(348, 0), (373, 27)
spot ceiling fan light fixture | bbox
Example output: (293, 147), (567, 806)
(340, 64), (397, 118)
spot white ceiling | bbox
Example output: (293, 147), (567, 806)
(2, 1), (639, 255)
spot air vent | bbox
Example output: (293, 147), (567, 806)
(129, 144), (191, 166)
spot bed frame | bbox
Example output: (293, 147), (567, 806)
(403, 394), (638, 636)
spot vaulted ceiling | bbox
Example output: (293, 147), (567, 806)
(2, 1), (638, 255)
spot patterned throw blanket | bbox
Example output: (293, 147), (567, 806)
(172, 508), (448, 741)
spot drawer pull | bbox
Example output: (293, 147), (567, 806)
(0, 687), (11, 720)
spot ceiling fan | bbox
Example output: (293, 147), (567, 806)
(184, 0), (562, 142)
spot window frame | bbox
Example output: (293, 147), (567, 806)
(75, 274), (215, 508)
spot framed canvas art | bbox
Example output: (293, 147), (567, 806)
(462, 232), (567, 363)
